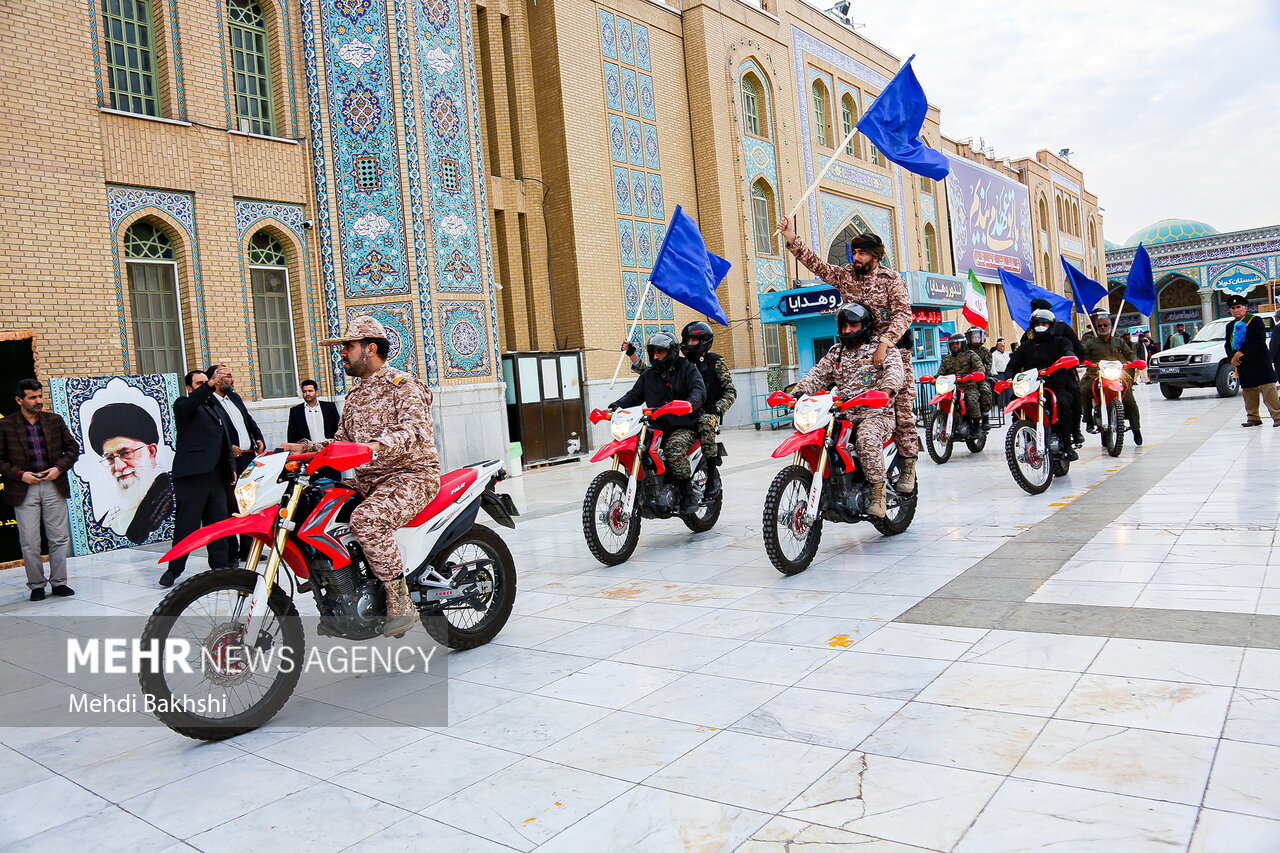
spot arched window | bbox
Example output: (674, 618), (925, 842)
(811, 79), (830, 148)
(740, 73), (764, 138)
(1038, 195), (1049, 230)
(125, 220), (184, 374)
(923, 223), (938, 273)
(228, 0), (275, 136)
(103, 0), (159, 116)
(840, 94), (861, 158)
(1041, 251), (1050, 286)
(248, 231), (297, 398)
(1072, 202), (1080, 236)
(750, 180), (776, 256)
(1055, 196), (1063, 231)
(919, 138), (934, 193)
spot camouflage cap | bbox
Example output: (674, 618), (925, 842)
(320, 315), (388, 345)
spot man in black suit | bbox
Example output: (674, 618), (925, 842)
(287, 379), (340, 443)
(206, 364), (263, 563)
(87, 403), (173, 545)
(162, 368), (236, 587)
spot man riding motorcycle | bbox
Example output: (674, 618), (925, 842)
(280, 316), (440, 637)
(611, 330), (706, 513)
(966, 327), (995, 427)
(776, 216), (919, 492)
(624, 321), (737, 500)
(1004, 308), (1079, 461)
(939, 332), (985, 435)
(1020, 297), (1086, 446)
(790, 303), (905, 518)
(1081, 308), (1143, 445)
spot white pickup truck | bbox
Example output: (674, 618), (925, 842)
(1148, 317), (1268, 399)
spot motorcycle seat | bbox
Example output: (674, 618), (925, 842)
(405, 469), (478, 527)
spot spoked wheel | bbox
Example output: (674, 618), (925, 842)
(870, 455), (917, 536)
(422, 524), (517, 650)
(965, 421), (988, 453)
(583, 470), (640, 565)
(1101, 399), (1125, 457)
(1005, 420), (1053, 494)
(682, 460), (722, 533)
(1051, 455), (1072, 477)
(924, 411), (954, 464)
(138, 569), (303, 741)
(762, 465), (823, 575)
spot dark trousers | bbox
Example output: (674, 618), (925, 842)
(169, 465), (233, 575)
(1081, 381), (1141, 430)
(1049, 382), (1079, 447)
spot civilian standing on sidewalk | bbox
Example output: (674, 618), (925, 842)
(0, 379), (80, 601)
(1224, 294), (1280, 427)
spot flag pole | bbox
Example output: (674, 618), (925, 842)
(610, 277), (654, 389)
(776, 125), (861, 233)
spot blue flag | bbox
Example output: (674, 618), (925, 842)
(649, 205), (731, 326)
(1060, 256), (1108, 316)
(855, 55), (950, 181)
(1125, 243), (1156, 316)
(998, 268), (1072, 330)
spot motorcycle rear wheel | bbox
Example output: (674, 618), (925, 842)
(682, 459), (722, 533)
(924, 411), (954, 464)
(139, 569), (303, 741)
(1006, 420), (1053, 495)
(422, 524), (517, 650)
(583, 469), (641, 565)
(965, 424), (988, 454)
(870, 456), (917, 536)
(763, 465), (823, 575)
(1102, 399), (1125, 457)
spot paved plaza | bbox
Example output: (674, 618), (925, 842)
(1, 386), (1278, 851)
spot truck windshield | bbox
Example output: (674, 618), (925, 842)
(1192, 319), (1229, 342)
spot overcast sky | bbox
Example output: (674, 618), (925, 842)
(847, 1), (1280, 245)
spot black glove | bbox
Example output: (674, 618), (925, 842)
(621, 341), (637, 357)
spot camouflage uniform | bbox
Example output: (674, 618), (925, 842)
(784, 236), (919, 457)
(300, 365), (440, 581)
(968, 344), (995, 413)
(792, 342), (905, 483)
(938, 349), (985, 418)
(1080, 333), (1141, 430)
(633, 354), (736, 459)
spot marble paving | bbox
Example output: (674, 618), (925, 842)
(1, 384), (1278, 851)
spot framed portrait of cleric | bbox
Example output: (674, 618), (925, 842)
(49, 375), (179, 555)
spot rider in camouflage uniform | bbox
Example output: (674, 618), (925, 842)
(938, 333), (985, 433)
(1080, 308), (1142, 445)
(792, 303), (906, 518)
(777, 216), (920, 493)
(966, 327), (995, 426)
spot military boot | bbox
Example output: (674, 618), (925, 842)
(867, 483), (887, 518)
(382, 576), (419, 637)
(704, 461), (723, 501)
(678, 478), (700, 515)
(897, 457), (917, 493)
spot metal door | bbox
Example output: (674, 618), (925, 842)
(502, 352), (586, 465)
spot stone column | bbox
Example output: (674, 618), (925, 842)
(1200, 289), (1214, 322)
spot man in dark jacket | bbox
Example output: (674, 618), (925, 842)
(0, 379), (80, 600)
(1005, 309), (1079, 460)
(1224, 295), (1280, 427)
(1021, 298), (1085, 445)
(207, 364), (263, 562)
(611, 330), (706, 513)
(162, 367), (237, 586)
(287, 379), (340, 443)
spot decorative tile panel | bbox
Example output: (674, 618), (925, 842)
(622, 68), (639, 116)
(604, 63), (623, 111)
(618, 220), (636, 267)
(634, 24), (651, 71)
(643, 280), (658, 320)
(648, 174), (665, 220)
(616, 17), (633, 65)
(638, 73), (655, 120)
(347, 302), (417, 374)
(630, 171), (648, 219)
(613, 167), (632, 215)
(626, 118), (644, 166)
(637, 220), (653, 268)
(609, 115), (627, 162)
(815, 153), (893, 198)
(599, 10), (617, 59)
(440, 301), (489, 377)
(643, 124), (660, 169)
(623, 272), (640, 319)
(658, 288), (674, 320)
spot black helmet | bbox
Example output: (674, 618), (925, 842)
(835, 302), (875, 348)
(1030, 308), (1056, 337)
(966, 327), (985, 346)
(947, 333), (966, 353)
(680, 321), (714, 360)
(646, 330), (680, 374)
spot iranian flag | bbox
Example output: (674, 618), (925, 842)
(962, 269), (989, 329)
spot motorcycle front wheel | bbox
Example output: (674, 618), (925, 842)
(422, 524), (517, 650)
(139, 568), (304, 741)
(1101, 398), (1125, 457)
(1006, 420), (1053, 494)
(583, 469), (641, 565)
(762, 465), (824, 575)
(924, 411), (954, 464)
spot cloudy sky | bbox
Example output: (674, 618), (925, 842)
(849, 1), (1280, 245)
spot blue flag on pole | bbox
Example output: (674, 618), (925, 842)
(649, 205), (731, 326)
(1060, 255), (1108, 316)
(1125, 243), (1156, 316)
(998, 268), (1072, 330)
(855, 55), (950, 181)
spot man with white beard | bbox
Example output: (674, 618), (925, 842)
(89, 403), (173, 544)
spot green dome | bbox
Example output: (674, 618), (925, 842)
(1124, 219), (1218, 247)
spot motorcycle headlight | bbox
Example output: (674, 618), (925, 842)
(935, 375), (956, 394)
(610, 419), (632, 442)
(793, 409), (820, 433)
(1099, 361), (1124, 381)
(234, 478), (258, 516)
(1012, 372), (1038, 399)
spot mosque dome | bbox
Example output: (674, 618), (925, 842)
(1123, 219), (1218, 247)
(1103, 239), (1121, 251)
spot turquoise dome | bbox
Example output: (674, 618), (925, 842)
(1103, 239), (1121, 251)
(1124, 219), (1218, 247)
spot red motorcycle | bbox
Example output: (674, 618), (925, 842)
(995, 355), (1080, 494)
(919, 370), (989, 463)
(1082, 359), (1146, 457)
(761, 390), (916, 575)
(139, 442), (519, 740)
(582, 401), (723, 564)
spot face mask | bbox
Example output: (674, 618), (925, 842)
(1034, 325), (1050, 334)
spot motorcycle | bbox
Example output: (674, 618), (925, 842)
(582, 401), (724, 565)
(919, 370), (989, 463)
(761, 390), (917, 575)
(1082, 359), (1146, 457)
(139, 442), (520, 740)
(995, 355), (1080, 494)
